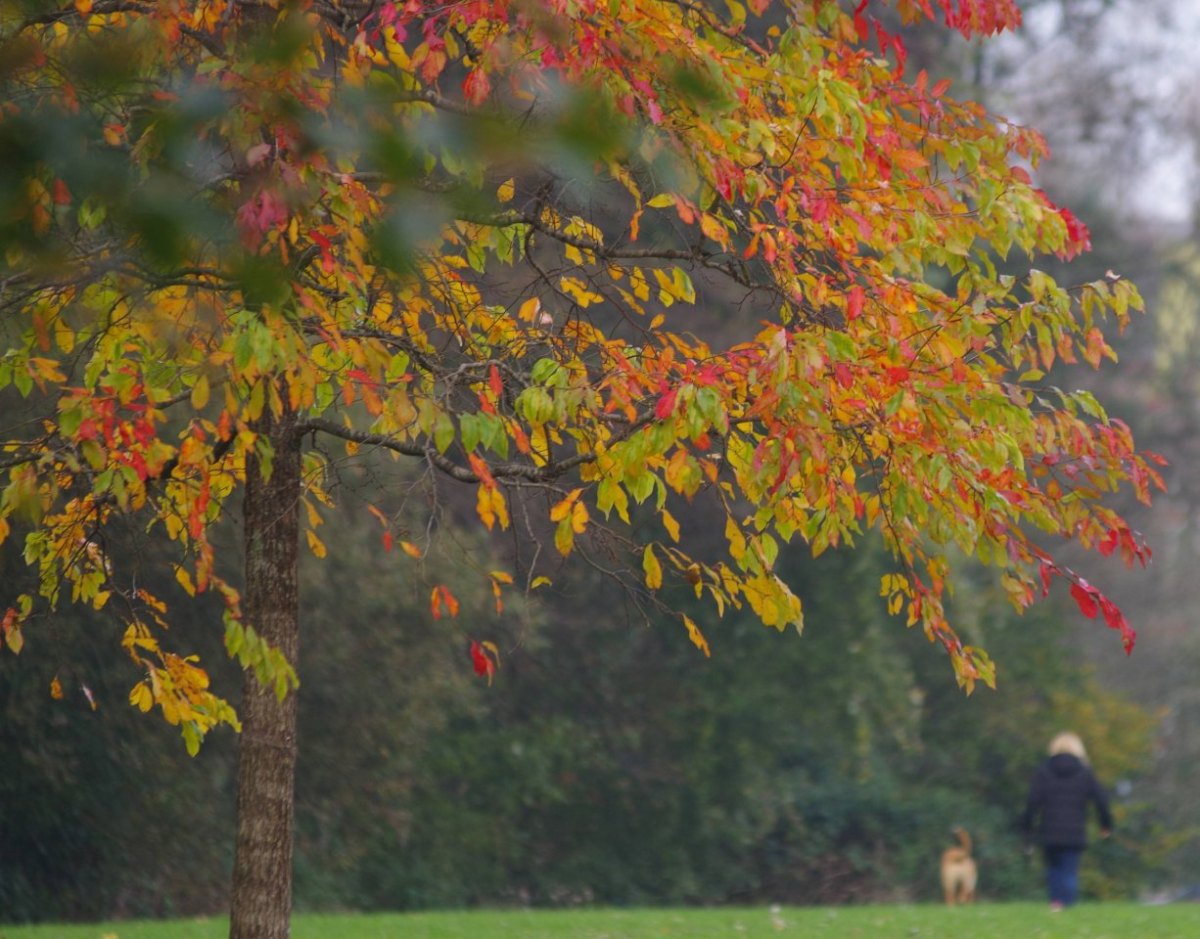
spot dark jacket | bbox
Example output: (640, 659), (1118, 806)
(1021, 753), (1113, 849)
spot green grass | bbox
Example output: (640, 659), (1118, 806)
(2, 903), (1198, 939)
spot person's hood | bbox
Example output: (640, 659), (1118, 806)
(1049, 753), (1085, 777)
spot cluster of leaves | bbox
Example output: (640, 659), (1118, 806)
(0, 0), (1162, 749)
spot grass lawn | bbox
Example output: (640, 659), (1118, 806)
(2, 903), (1198, 939)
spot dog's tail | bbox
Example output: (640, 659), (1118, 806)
(953, 827), (972, 854)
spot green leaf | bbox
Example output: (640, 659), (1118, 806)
(433, 411), (455, 453)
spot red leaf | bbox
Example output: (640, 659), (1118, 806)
(1039, 561), (1055, 598)
(1099, 596), (1122, 632)
(1059, 206), (1091, 253)
(655, 388), (678, 420)
(469, 640), (496, 681)
(1070, 582), (1098, 619)
(439, 585), (460, 617)
(468, 452), (496, 488)
(1098, 528), (1118, 557)
(309, 229), (335, 274)
(853, 0), (870, 40)
(846, 285), (865, 321)
(462, 68), (491, 106)
(469, 640), (490, 676)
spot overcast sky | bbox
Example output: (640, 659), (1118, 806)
(993, 0), (1200, 227)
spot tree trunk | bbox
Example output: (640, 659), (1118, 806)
(229, 414), (301, 939)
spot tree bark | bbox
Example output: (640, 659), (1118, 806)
(229, 413), (301, 939)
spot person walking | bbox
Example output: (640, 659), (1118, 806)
(1021, 731), (1113, 911)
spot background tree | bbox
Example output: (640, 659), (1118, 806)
(0, 1), (1161, 936)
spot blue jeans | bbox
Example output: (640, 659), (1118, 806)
(1043, 846), (1084, 906)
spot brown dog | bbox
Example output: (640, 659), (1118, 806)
(940, 827), (978, 905)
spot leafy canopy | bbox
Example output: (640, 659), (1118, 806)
(0, 0), (1162, 750)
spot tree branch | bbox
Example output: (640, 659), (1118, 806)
(299, 407), (656, 485)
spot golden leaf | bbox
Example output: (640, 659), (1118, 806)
(683, 614), (711, 657)
(643, 545), (663, 590)
(306, 529), (327, 558)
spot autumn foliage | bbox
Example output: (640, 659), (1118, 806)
(0, 0), (1162, 752)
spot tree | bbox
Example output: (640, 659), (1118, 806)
(0, 1), (1162, 936)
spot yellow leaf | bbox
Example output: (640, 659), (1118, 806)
(54, 318), (75, 353)
(385, 31), (411, 69)
(683, 614), (711, 657)
(643, 545), (663, 590)
(306, 529), (327, 558)
(699, 212), (726, 244)
(490, 570), (514, 585)
(175, 564), (196, 597)
(497, 178), (515, 203)
(491, 486), (510, 530)
(630, 268), (651, 302)
(477, 484), (497, 530)
(891, 148), (929, 172)
(129, 682), (153, 712)
(190, 374), (210, 410)
(554, 516), (575, 555)
(662, 509), (680, 543)
(400, 540), (422, 558)
(570, 499), (588, 534)
(559, 275), (604, 308)
(550, 489), (581, 522)
(50, 676), (63, 700)
(725, 515), (746, 560)
(517, 297), (541, 322)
